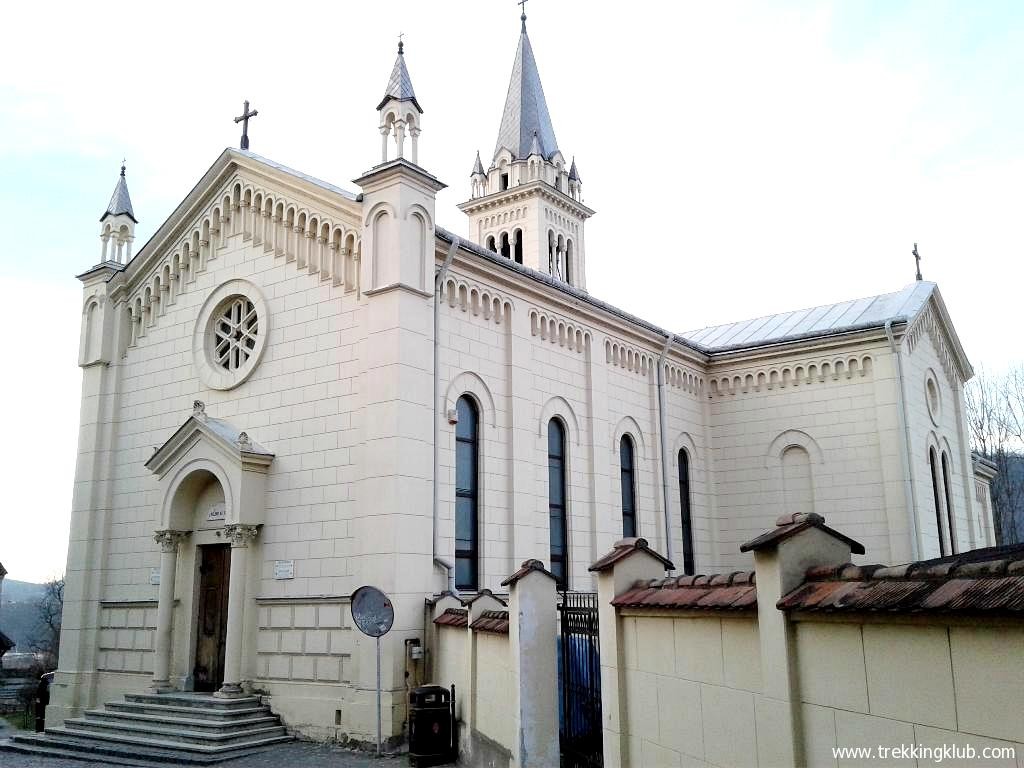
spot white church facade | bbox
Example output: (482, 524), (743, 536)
(50, 13), (995, 745)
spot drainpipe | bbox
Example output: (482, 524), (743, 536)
(656, 334), (674, 569)
(886, 320), (921, 561)
(433, 237), (460, 592)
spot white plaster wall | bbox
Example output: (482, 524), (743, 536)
(432, 625), (467, 720)
(473, 631), (514, 752)
(707, 343), (898, 569)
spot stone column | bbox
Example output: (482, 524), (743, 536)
(217, 524), (260, 698)
(150, 530), (190, 693)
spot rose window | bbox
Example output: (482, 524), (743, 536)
(213, 297), (258, 371)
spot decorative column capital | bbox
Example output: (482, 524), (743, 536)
(224, 523), (261, 548)
(154, 529), (190, 553)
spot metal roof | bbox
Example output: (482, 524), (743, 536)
(376, 42), (421, 113)
(236, 150), (358, 201)
(101, 165), (137, 223)
(492, 19), (560, 161)
(682, 281), (936, 352)
(471, 150), (485, 177)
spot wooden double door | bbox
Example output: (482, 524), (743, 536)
(194, 544), (230, 692)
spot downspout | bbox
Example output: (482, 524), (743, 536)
(433, 237), (460, 593)
(656, 334), (674, 569)
(886, 320), (921, 561)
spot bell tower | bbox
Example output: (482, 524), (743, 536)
(458, 9), (593, 290)
(99, 163), (137, 264)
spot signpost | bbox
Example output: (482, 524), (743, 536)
(350, 585), (395, 756)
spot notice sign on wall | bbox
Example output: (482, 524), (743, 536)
(149, 568), (161, 586)
(274, 560), (295, 580)
(207, 502), (226, 522)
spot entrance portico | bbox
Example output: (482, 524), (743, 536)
(145, 401), (273, 698)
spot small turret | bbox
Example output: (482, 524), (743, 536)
(470, 150), (487, 199)
(377, 39), (423, 165)
(568, 157), (582, 201)
(99, 163), (137, 264)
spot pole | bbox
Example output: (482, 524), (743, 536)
(376, 634), (382, 756)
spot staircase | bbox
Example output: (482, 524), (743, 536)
(1, 692), (293, 765)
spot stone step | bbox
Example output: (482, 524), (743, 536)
(62, 717), (288, 747)
(124, 692), (261, 710)
(106, 700), (271, 720)
(84, 707), (281, 731)
(5, 731), (286, 764)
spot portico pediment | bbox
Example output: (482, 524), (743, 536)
(145, 401), (274, 479)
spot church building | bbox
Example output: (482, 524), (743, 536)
(49, 9), (995, 747)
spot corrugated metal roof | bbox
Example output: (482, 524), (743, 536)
(682, 281), (936, 352)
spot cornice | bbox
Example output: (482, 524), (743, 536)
(457, 179), (594, 219)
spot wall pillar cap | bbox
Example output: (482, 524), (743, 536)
(501, 559), (557, 587)
(588, 537), (674, 573)
(741, 512), (865, 555)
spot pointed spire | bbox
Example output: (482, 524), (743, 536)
(528, 130), (542, 158)
(100, 162), (137, 223)
(568, 156), (580, 182)
(377, 37), (422, 113)
(471, 150), (486, 177)
(493, 14), (559, 161)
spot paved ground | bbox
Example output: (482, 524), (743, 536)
(0, 726), (414, 768)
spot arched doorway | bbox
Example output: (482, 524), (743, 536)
(169, 469), (230, 692)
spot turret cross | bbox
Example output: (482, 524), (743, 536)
(234, 100), (258, 151)
(912, 242), (922, 281)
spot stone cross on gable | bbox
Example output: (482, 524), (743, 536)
(913, 242), (922, 281)
(234, 100), (258, 151)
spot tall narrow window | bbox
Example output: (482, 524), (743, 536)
(928, 448), (947, 557)
(941, 452), (957, 554)
(548, 419), (569, 588)
(620, 436), (637, 537)
(455, 396), (479, 590)
(678, 449), (695, 576)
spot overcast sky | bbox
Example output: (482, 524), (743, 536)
(1, 0), (1021, 583)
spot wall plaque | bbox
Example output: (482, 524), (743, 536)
(207, 502), (226, 523)
(149, 568), (161, 586)
(273, 560), (295, 580)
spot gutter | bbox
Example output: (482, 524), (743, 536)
(656, 334), (674, 569)
(885, 320), (921, 561)
(433, 237), (460, 592)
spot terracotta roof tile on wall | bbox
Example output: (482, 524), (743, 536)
(433, 608), (468, 628)
(470, 610), (510, 634)
(779, 544), (1024, 615)
(589, 537), (674, 573)
(612, 571), (757, 612)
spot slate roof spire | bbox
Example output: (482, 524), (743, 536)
(471, 150), (486, 177)
(377, 38), (422, 114)
(101, 163), (137, 223)
(492, 11), (559, 161)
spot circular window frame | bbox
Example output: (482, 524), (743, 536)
(925, 369), (942, 427)
(193, 280), (269, 391)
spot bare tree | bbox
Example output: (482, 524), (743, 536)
(29, 578), (63, 670)
(965, 366), (1024, 543)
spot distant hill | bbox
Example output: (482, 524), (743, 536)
(1, 580), (47, 652)
(2, 580), (46, 604)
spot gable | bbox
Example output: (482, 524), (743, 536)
(112, 150), (364, 318)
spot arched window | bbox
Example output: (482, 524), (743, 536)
(455, 396), (480, 590)
(620, 436), (637, 537)
(941, 451), (957, 554)
(548, 419), (569, 588)
(678, 449), (695, 576)
(929, 448), (948, 557)
(565, 240), (573, 284)
(486, 235), (497, 253)
(513, 228), (523, 264)
(500, 232), (511, 259)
